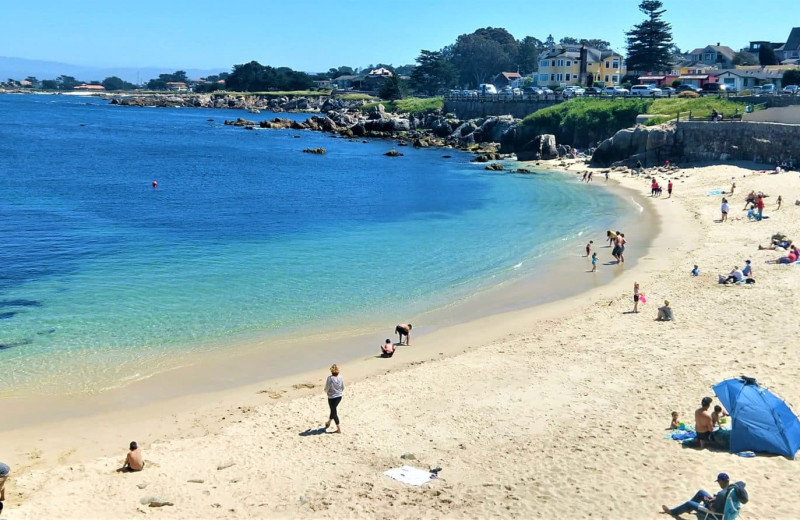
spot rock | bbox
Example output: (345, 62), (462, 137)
(485, 163), (505, 171)
(140, 496), (174, 507)
(187, 479), (205, 484)
(400, 452), (416, 460)
(384, 149), (404, 157)
(302, 148), (327, 154)
(217, 462), (236, 470)
(516, 134), (558, 161)
(136, 483), (148, 489)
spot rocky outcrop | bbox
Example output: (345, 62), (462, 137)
(515, 134), (558, 161)
(590, 124), (679, 167)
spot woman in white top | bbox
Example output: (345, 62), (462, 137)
(324, 364), (344, 433)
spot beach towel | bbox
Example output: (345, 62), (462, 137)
(708, 189), (725, 195)
(383, 465), (437, 486)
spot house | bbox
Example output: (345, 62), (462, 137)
(494, 72), (523, 88)
(777, 27), (800, 62)
(536, 45), (626, 87)
(637, 73), (680, 88)
(713, 68), (784, 91)
(686, 44), (736, 69)
(166, 82), (188, 92)
(333, 74), (365, 91)
(313, 79), (333, 89)
(74, 84), (106, 91)
(363, 68), (393, 91)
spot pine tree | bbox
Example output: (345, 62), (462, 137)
(759, 45), (779, 66)
(625, 0), (674, 73)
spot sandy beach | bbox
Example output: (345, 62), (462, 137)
(2, 160), (800, 519)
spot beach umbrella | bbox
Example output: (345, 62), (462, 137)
(713, 376), (800, 458)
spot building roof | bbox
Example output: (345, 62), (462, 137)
(540, 45), (622, 65)
(689, 45), (735, 61)
(784, 27), (800, 51)
(678, 75), (709, 80)
(638, 75), (666, 80)
(74, 84), (106, 90)
(715, 69), (784, 80)
(501, 72), (522, 80)
(367, 67), (393, 77)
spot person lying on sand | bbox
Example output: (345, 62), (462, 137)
(765, 248), (799, 264)
(759, 239), (792, 250)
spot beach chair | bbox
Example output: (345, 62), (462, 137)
(696, 486), (743, 520)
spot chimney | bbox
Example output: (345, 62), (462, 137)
(717, 42), (720, 47)
(579, 44), (588, 86)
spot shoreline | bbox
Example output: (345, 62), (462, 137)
(1, 162), (655, 429)
(9, 159), (800, 517)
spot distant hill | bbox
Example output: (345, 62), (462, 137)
(0, 56), (230, 84)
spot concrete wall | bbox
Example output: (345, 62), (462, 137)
(743, 105), (800, 124)
(676, 121), (800, 164)
(443, 99), (563, 119)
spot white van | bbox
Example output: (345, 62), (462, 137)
(630, 85), (662, 97)
(478, 84), (497, 95)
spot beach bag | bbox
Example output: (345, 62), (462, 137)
(639, 294), (646, 304)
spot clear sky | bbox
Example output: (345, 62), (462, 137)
(1, 0), (793, 72)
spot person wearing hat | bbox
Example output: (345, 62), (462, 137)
(742, 259), (754, 282)
(694, 397), (714, 448)
(661, 473), (732, 517)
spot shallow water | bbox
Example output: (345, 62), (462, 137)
(0, 94), (639, 395)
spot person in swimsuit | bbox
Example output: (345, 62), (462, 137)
(395, 323), (412, 345)
(695, 397), (714, 448)
(633, 282), (641, 313)
(586, 240), (593, 257)
(123, 441), (144, 471)
(591, 252), (598, 272)
(380, 339), (395, 357)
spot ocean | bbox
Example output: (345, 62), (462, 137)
(0, 94), (642, 396)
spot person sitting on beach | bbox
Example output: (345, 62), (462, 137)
(759, 238), (792, 250)
(395, 323), (412, 345)
(661, 473), (748, 517)
(695, 397), (714, 448)
(670, 411), (680, 430)
(0, 460), (9, 501)
(742, 260), (753, 278)
(711, 405), (724, 429)
(691, 265), (700, 276)
(123, 441), (144, 472)
(721, 267), (744, 284)
(656, 300), (673, 321)
(746, 206), (760, 221)
(380, 339), (395, 358)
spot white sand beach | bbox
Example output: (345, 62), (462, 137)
(2, 161), (800, 519)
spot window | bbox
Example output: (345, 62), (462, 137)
(612, 59), (620, 69)
(605, 75), (609, 83)
(551, 74), (555, 81)
(539, 74), (548, 82)
(704, 53), (713, 62)
(565, 73), (571, 81)
(566, 60), (572, 67)
(551, 60), (556, 67)
(540, 59), (549, 68)
(605, 61), (610, 69)
(556, 73), (563, 81)
(612, 75), (618, 83)
(557, 59), (564, 67)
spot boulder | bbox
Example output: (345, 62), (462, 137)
(516, 134), (558, 161)
(485, 163), (504, 171)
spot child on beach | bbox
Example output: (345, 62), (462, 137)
(691, 265), (699, 276)
(777, 195), (782, 210)
(711, 405), (723, 429)
(586, 240), (593, 257)
(591, 252), (597, 272)
(670, 411), (680, 429)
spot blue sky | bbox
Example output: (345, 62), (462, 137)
(1, 0), (792, 72)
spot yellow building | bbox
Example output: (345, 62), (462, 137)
(536, 45), (627, 87)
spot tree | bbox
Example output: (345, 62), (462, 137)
(56, 75), (81, 90)
(410, 50), (458, 95)
(625, 0), (674, 73)
(544, 34), (556, 48)
(732, 51), (758, 66)
(102, 76), (125, 91)
(518, 36), (544, 74)
(328, 66), (354, 78)
(41, 79), (58, 90)
(377, 67), (408, 100)
(783, 69), (800, 86)
(451, 32), (511, 87)
(759, 45), (779, 66)
(582, 38), (611, 50)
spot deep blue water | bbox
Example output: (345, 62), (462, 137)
(0, 94), (634, 394)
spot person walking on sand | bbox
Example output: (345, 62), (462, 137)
(667, 180), (673, 198)
(633, 282), (641, 313)
(777, 195), (782, 210)
(756, 194), (765, 220)
(591, 252), (598, 272)
(586, 240), (593, 257)
(123, 441), (144, 471)
(324, 364), (344, 433)
(395, 323), (412, 345)
(720, 198), (729, 222)
(0, 461), (9, 501)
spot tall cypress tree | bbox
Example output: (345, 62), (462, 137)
(758, 45), (779, 66)
(625, 0), (674, 73)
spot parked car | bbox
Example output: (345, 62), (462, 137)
(701, 83), (727, 94)
(603, 86), (629, 96)
(539, 87), (554, 95)
(660, 86), (676, 95)
(675, 84), (700, 93)
(585, 86), (603, 96)
(759, 83), (776, 95)
(783, 84), (799, 95)
(498, 86), (514, 97)
(478, 83), (497, 95)
(563, 86), (586, 96)
(630, 85), (662, 97)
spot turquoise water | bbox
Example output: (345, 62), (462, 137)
(0, 94), (636, 395)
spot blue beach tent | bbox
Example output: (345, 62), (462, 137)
(712, 376), (800, 458)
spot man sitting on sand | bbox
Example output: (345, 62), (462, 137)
(395, 324), (412, 345)
(656, 300), (673, 321)
(380, 339), (395, 358)
(720, 267), (744, 284)
(661, 472), (747, 517)
(123, 441), (144, 472)
(695, 397), (714, 448)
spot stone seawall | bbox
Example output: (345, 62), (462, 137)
(443, 99), (562, 119)
(677, 121), (800, 164)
